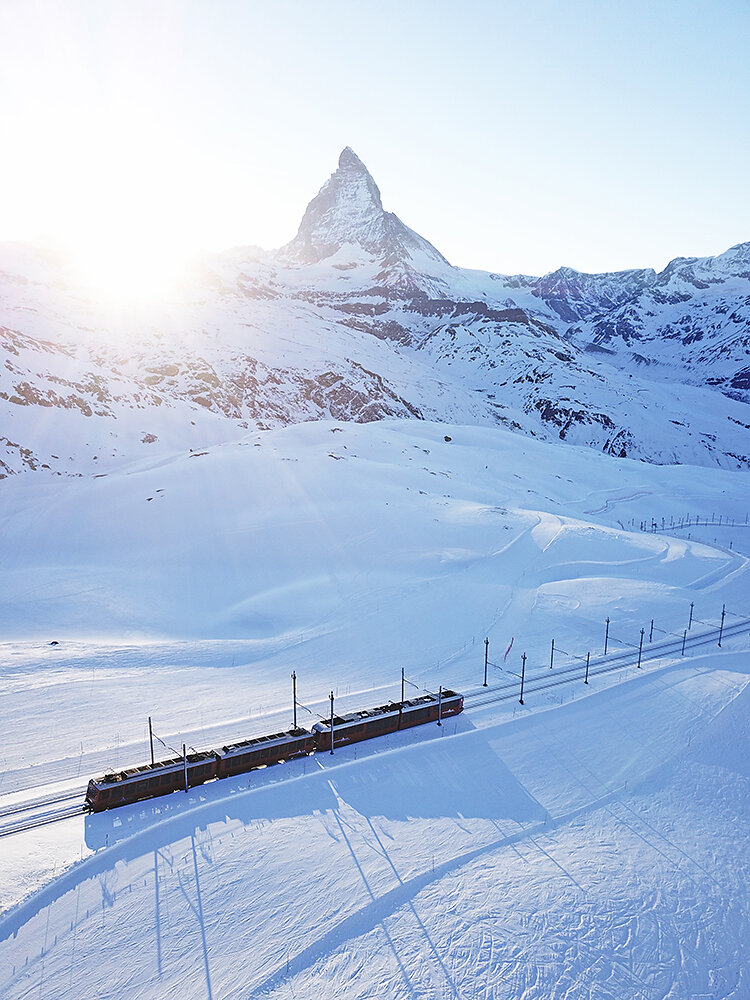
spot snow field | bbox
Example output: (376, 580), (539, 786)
(1, 418), (749, 998)
(1, 651), (747, 999)
(1, 421), (747, 779)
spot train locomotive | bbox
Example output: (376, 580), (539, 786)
(86, 689), (463, 812)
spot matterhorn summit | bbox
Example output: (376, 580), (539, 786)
(280, 147), (449, 269)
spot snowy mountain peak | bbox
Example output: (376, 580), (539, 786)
(337, 145), (371, 174)
(279, 147), (449, 269)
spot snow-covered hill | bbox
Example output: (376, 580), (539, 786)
(1, 149), (749, 478)
(1, 419), (748, 999)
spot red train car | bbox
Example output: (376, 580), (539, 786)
(86, 751), (218, 812)
(85, 688), (464, 812)
(216, 728), (315, 778)
(312, 690), (463, 751)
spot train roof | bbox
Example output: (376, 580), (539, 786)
(90, 749), (217, 788)
(218, 727), (312, 758)
(311, 691), (460, 733)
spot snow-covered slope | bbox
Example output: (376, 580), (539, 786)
(2, 418), (748, 643)
(1, 149), (748, 477)
(1, 419), (748, 999)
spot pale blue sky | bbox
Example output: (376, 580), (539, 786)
(1, 0), (748, 276)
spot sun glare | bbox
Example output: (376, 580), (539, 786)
(67, 232), (195, 306)
(10, 84), (209, 306)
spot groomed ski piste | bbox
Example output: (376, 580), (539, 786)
(1, 419), (748, 999)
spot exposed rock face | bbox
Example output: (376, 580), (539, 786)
(567, 242), (750, 402)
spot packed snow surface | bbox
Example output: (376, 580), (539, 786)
(1, 420), (748, 999)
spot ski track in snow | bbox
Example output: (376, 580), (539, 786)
(582, 490), (653, 516)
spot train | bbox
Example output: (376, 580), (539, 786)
(85, 689), (464, 812)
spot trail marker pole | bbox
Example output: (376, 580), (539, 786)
(681, 630), (687, 656)
(604, 618), (610, 655)
(649, 619), (654, 643)
(292, 671), (297, 730)
(483, 638), (489, 687)
(637, 628), (644, 668)
(688, 602), (694, 630)
(550, 639), (555, 669)
(329, 692), (335, 754)
(718, 605), (726, 647)
(437, 686), (443, 726)
(519, 653), (526, 704)
(584, 651), (590, 685)
(183, 744), (188, 792)
(148, 716), (155, 766)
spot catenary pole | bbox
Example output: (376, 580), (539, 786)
(550, 639), (555, 669)
(148, 716), (154, 766)
(399, 667), (405, 730)
(483, 638), (489, 687)
(292, 671), (297, 730)
(437, 685), (443, 726)
(718, 604), (726, 647)
(183, 744), (188, 792)
(329, 691), (335, 754)
(604, 617), (610, 655)
(637, 628), (644, 668)
(584, 651), (590, 685)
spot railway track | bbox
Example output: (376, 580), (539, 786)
(0, 788), (85, 821)
(0, 791), (88, 839)
(464, 617), (750, 709)
(2, 616), (746, 837)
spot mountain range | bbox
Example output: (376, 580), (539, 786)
(1, 146), (748, 478)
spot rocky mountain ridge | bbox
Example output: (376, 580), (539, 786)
(1, 149), (748, 478)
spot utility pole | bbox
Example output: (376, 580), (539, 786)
(398, 667), (405, 730)
(148, 716), (155, 766)
(519, 653), (526, 705)
(637, 628), (644, 668)
(718, 604), (726, 647)
(688, 602), (694, 631)
(183, 744), (188, 792)
(584, 651), (590, 685)
(329, 691), (335, 754)
(550, 639), (555, 669)
(483, 638), (489, 687)
(437, 686), (443, 726)
(604, 617), (610, 655)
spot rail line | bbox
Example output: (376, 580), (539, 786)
(464, 617), (750, 709)
(0, 802), (88, 839)
(0, 788), (86, 822)
(2, 617), (746, 837)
